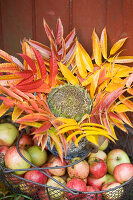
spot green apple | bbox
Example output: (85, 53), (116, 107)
(99, 139), (109, 151)
(0, 123), (19, 146)
(107, 149), (130, 175)
(47, 176), (66, 199)
(104, 174), (116, 184)
(28, 146), (47, 166)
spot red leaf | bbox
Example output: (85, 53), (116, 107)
(0, 96), (15, 107)
(61, 38), (66, 61)
(10, 86), (30, 101)
(65, 28), (75, 49)
(49, 51), (58, 88)
(56, 18), (63, 45)
(17, 75), (34, 86)
(0, 85), (23, 102)
(16, 70), (33, 79)
(28, 40), (51, 59)
(51, 40), (61, 61)
(31, 47), (47, 80)
(18, 53), (37, 74)
(43, 19), (55, 42)
(33, 121), (51, 134)
(16, 79), (44, 91)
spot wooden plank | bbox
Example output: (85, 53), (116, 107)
(1, 0), (33, 56)
(73, 0), (106, 55)
(35, 0), (70, 46)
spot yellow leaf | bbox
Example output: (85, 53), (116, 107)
(119, 95), (133, 111)
(110, 37), (127, 55)
(127, 88), (133, 95)
(86, 135), (99, 146)
(100, 28), (107, 59)
(58, 62), (79, 85)
(80, 122), (108, 129)
(67, 130), (83, 142)
(23, 122), (42, 128)
(0, 103), (9, 117)
(56, 122), (78, 130)
(12, 105), (23, 122)
(92, 29), (102, 66)
(57, 125), (80, 135)
(78, 43), (94, 72)
(82, 73), (93, 87)
(0, 74), (22, 80)
(55, 117), (77, 124)
(75, 42), (87, 78)
(113, 104), (131, 113)
(90, 70), (100, 98)
(84, 131), (115, 142)
(108, 56), (133, 63)
(109, 122), (118, 140)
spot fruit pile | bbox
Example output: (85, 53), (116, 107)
(0, 122), (133, 200)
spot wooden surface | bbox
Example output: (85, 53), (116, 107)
(0, 0), (133, 57)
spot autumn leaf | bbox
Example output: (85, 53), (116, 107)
(92, 29), (102, 66)
(58, 62), (79, 85)
(100, 28), (107, 59)
(75, 41), (87, 79)
(110, 37), (127, 55)
(56, 18), (63, 45)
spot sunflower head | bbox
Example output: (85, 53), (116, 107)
(47, 84), (92, 121)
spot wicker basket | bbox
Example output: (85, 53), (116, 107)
(0, 125), (133, 200)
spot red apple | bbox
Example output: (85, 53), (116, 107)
(87, 175), (107, 190)
(65, 178), (87, 199)
(24, 170), (47, 184)
(41, 164), (52, 176)
(0, 123), (19, 146)
(114, 163), (133, 183)
(102, 182), (124, 200)
(83, 186), (102, 200)
(38, 189), (49, 200)
(89, 158), (107, 178)
(47, 156), (66, 176)
(67, 157), (89, 179)
(19, 134), (33, 149)
(5, 146), (31, 175)
(88, 150), (107, 162)
(107, 149), (130, 175)
(0, 146), (9, 155)
(47, 176), (66, 199)
(28, 146), (47, 167)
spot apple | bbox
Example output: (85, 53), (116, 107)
(89, 158), (107, 178)
(87, 175), (107, 190)
(47, 176), (66, 199)
(88, 150), (107, 162)
(99, 139), (109, 151)
(38, 189), (49, 200)
(41, 164), (52, 176)
(102, 182), (124, 200)
(67, 157), (89, 179)
(104, 174), (116, 184)
(28, 146), (47, 166)
(24, 170), (48, 184)
(0, 146), (9, 155)
(65, 178), (87, 199)
(114, 163), (133, 183)
(0, 123), (19, 146)
(19, 134), (33, 149)
(107, 149), (130, 175)
(47, 156), (66, 176)
(5, 146), (31, 175)
(83, 186), (102, 200)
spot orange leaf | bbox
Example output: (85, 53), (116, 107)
(0, 103), (10, 117)
(0, 63), (21, 73)
(0, 50), (13, 62)
(119, 95), (133, 111)
(12, 105), (23, 122)
(90, 70), (100, 99)
(118, 113), (133, 127)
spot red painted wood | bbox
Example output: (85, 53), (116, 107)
(1, 0), (33, 56)
(35, 0), (70, 46)
(73, 0), (106, 55)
